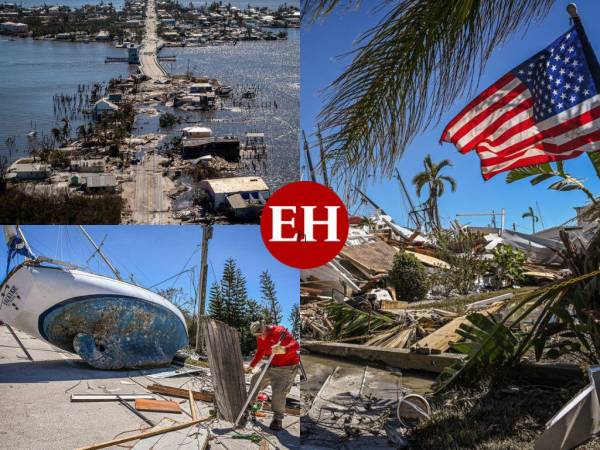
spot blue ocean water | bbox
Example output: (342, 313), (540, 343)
(0, 39), (133, 160)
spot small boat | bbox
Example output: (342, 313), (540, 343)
(242, 89), (256, 99)
(0, 226), (188, 370)
(217, 85), (233, 96)
(27, 130), (37, 138)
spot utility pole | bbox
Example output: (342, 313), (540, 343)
(455, 209), (506, 236)
(79, 225), (123, 281)
(195, 224), (212, 354)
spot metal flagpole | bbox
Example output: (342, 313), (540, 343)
(567, 3), (600, 88)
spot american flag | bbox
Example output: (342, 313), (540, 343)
(441, 27), (600, 180)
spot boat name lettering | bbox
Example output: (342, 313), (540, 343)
(2, 286), (18, 307)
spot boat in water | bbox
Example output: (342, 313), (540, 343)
(0, 226), (188, 370)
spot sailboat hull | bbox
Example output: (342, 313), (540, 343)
(0, 263), (188, 369)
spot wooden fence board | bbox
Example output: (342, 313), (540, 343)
(201, 317), (247, 424)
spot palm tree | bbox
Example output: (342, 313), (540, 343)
(522, 206), (539, 234)
(303, 0), (557, 194)
(412, 154), (456, 230)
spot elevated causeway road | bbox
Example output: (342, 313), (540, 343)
(140, 0), (167, 79)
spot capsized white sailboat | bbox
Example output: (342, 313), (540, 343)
(0, 226), (188, 370)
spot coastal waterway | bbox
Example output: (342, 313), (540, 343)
(0, 38), (133, 161)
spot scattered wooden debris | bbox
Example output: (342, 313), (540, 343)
(134, 398), (182, 414)
(130, 418), (209, 450)
(77, 416), (211, 450)
(147, 383), (215, 402)
(202, 317), (247, 423)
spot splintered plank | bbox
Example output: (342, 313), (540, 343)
(411, 316), (470, 354)
(147, 384), (215, 402)
(202, 317), (247, 424)
(135, 399), (182, 414)
(411, 303), (506, 354)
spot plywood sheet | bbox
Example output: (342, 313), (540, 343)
(340, 240), (397, 274)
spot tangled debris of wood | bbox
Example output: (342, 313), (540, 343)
(300, 296), (513, 355)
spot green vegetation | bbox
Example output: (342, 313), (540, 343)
(489, 245), (526, 289)
(389, 252), (430, 302)
(305, 0), (556, 194)
(260, 270), (282, 324)
(521, 205), (539, 234)
(0, 187), (123, 224)
(507, 160), (599, 205)
(10, 4), (136, 42)
(159, 112), (180, 128)
(289, 304), (301, 339)
(207, 258), (264, 354)
(432, 226), (488, 296)
(325, 301), (395, 339)
(412, 155), (456, 230)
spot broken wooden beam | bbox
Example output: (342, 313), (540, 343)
(147, 383), (215, 402)
(134, 399), (181, 414)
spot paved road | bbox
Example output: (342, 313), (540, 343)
(0, 325), (300, 449)
(140, 0), (167, 80)
(133, 152), (170, 224)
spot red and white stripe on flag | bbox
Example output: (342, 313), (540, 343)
(441, 28), (600, 180)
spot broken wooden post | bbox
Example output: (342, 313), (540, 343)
(201, 317), (247, 424)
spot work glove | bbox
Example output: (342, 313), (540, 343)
(245, 365), (256, 374)
(271, 344), (286, 355)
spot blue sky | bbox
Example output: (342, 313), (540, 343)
(1, 225), (298, 327)
(301, 0), (600, 233)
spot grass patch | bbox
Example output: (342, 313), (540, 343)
(409, 368), (589, 449)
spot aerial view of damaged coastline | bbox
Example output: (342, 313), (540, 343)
(0, 224), (301, 448)
(0, 0), (299, 224)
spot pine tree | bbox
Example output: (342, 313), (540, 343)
(232, 266), (249, 329)
(289, 304), (301, 340)
(220, 258), (239, 326)
(241, 299), (263, 354)
(207, 282), (225, 322)
(260, 270), (282, 324)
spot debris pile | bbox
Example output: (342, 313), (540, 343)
(300, 208), (591, 355)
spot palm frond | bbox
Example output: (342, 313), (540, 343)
(588, 153), (600, 179)
(314, 0), (554, 196)
(325, 302), (395, 338)
(506, 163), (554, 183)
(302, 0), (362, 22)
(438, 268), (600, 391)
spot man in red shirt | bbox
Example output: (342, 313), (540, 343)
(245, 320), (300, 431)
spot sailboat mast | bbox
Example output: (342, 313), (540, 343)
(78, 225), (123, 281)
